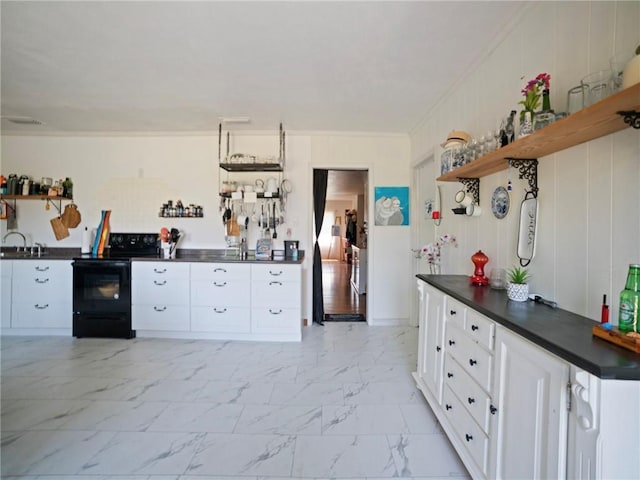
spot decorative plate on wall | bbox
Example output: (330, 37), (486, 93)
(491, 186), (510, 219)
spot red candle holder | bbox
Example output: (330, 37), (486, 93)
(470, 250), (489, 286)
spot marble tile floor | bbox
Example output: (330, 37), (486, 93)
(1, 323), (469, 479)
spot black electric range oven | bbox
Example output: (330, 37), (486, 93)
(72, 233), (159, 339)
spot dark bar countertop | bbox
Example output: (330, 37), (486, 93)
(417, 274), (639, 381)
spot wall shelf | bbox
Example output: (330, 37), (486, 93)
(437, 83), (640, 182)
(219, 163), (283, 173)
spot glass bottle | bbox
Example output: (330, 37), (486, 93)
(62, 177), (73, 198)
(542, 89), (551, 112)
(618, 264), (640, 333)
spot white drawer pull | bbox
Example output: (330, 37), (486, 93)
(269, 281), (282, 286)
(154, 280), (167, 286)
(214, 268), (227, 273)
(154, 306), (167, 312)
(269, 308), (283, 314)
(35, 266), (50, 272)
(214, 281), (227, 287)
(269, 270), (283, 276)
(153, 268), (167, 274)
(214, 307), (227, 313)
(34, 304), (49, 309)
(35, 278), (49, 284)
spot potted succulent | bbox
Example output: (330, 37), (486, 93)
(507, 266), (530, 302)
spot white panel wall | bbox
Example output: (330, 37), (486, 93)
(410, 1), (640, 323)
(1, 131), (411, 326)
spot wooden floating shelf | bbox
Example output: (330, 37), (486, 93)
(438, 83), (640, 182)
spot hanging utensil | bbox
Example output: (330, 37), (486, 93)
(517, 192), (538, 267)
(272, 201), (277, 239)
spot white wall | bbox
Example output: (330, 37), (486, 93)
(1, 131), (411, 325)
(410, 1), (640, 323)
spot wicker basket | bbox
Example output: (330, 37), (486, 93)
(61, 203), (81, 228)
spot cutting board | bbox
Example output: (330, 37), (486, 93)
(592, 324), (640, 353)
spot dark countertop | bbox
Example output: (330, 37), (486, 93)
(0, 247), (305, 264)
(417, 274), (639, 381)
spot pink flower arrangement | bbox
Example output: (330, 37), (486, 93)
(418, 233), (457, 273)
(519, 73), (551, 113)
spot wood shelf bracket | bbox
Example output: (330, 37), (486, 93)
(508, 158), (539, 198)
(617, 110), (640, 129)
(457, 178), (480, 206)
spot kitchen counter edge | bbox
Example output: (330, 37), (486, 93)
(1, 248), (304, 264)
(417, 274), (639, 381)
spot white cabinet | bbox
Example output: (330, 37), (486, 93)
(351, 246), (366, 294)
(251, 263), (301, 339)
(490, 325), (569, 479)
(11, 260), (72, 329)
(132, 262), (190, 331)
(567, 367), (640, 480)
(415, 280), (446, 404)
(1, 260), (12, 328)
(191, 262), (251, 333)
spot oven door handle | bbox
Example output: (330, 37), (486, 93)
(72, 260), (131, 268)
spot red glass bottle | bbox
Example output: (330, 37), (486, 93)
(470, 250), (489, 286)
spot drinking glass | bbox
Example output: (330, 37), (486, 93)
(610, 51), (633, 92)
(581, 70), (612, 106)
(567, 84), (588, 114)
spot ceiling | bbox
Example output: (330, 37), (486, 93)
(1, 1), (527, 135)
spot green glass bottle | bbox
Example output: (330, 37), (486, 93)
(542, 89), (551, 112)
(618, 264), (640, 333)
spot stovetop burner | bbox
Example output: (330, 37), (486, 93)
(75, 232), (160, 259)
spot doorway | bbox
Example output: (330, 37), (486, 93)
(319, 169), (368, 321)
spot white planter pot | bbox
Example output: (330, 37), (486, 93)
(507, 282), (529, 302)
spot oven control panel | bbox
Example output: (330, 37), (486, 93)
(109, 233), (159, 257)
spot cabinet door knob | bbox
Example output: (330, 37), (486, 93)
(471, 324), (479, 331)
(469, 359), (477, 366)
(490, 405), (497, 415)
(445, 404), (452, 410)
(467, 397), (475, 404)
(448, 340), (455, 346)
(465, 434), (473, 442)
(450, 309), (456, 315)
(436, 346), (441, 352)
(447, 372), (453, 378)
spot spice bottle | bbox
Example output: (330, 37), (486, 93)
(618, 264), (640, 333)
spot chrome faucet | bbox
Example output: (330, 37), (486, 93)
(2, 231), (27, 252)
(31, 242), (45, 257)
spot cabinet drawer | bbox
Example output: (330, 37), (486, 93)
(132, 304), (190, 331)
(12, 301), (71, 329)
(13, 260), (72, 279)
(452, 331), (493, 392)
(251, 264), (300, 283)
(191, 262), (250, 280)
(191, 306), (250, 333)
(133, 261), (189, 279)
(444, 353), (492, 434)
(191, 279), (248, 307)
(445, 297), (466, 330)
(251, 280), (301, 308)
(132, 278), (189, 305)
(443, 385), (489, 477)
(466, 310), (495, 351)
(251, 306), (300, 334)
(12, 274), (72, 303)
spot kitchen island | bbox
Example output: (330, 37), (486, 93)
(415, 274), (639, 480)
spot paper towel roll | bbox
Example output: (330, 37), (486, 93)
(81, 227), (93, 254)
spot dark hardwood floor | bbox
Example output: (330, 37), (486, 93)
(322, 259), (366, 317)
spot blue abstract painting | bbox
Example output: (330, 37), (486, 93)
(374, 186), (409, 226)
